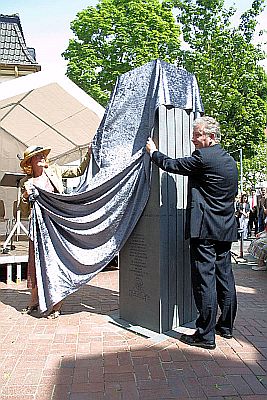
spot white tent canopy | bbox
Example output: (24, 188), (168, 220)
(0, 70), (105, 217)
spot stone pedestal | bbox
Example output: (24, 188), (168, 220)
(119, 106), (197, 333)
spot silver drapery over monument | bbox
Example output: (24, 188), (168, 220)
(30, 59), (204, 312)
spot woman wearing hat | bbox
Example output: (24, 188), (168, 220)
(19, 144), (91, 318)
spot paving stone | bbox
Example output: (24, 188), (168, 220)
(0, 240), (267, 399)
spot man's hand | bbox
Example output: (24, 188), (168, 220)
(146, 138), (158, 154)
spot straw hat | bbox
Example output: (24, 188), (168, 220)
(20, 145), (51, 169)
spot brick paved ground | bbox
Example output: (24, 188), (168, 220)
(0, 240), (266, 399)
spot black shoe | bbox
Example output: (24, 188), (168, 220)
(179, 333), (216, 350)
(215, 326), (233, 339)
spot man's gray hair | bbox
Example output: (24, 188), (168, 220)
(193, 116), (221, 142)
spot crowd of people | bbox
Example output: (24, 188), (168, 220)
(234, 187), (267, 270)
(235, 188), (267, 238)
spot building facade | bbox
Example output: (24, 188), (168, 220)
(0, 14), (41, 83)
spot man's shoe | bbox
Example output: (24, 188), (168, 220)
(215, 326), (233, 339)
(179, 333), (216, 350)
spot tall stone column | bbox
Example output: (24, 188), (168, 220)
(119, 106), (197, 333)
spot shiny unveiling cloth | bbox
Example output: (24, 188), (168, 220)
(31, 59), (204, 312)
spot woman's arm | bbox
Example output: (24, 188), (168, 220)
(19, 177), (32, 218)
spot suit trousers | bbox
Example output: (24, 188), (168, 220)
(190, 239), (237, 341)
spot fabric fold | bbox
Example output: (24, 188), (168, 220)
(32, 59), (204, 312)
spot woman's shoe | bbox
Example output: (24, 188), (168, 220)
(21, 304), (39, 315)
(46, 309), (61, 319)
(252, 264), (267, 271)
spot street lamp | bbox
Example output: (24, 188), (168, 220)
(240, 148), (243, 193)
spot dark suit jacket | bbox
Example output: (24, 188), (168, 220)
(152, 144), (238, 241)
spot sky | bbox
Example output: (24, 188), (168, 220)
(2, 0), (267, 74)
(2, 0), (98, 73)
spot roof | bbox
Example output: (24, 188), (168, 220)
(0, 14), (40, 67)
(0, 70), (105, 167)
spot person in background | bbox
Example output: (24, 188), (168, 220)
(234, 194), (241, 233)
(146, 116), (238, 350)
(238, 194), (251, 240)
(258, 187), (267, 233)
(248, 189), (258, 237)
(19, 144), (91, 319)
(248, 227), (267, 271)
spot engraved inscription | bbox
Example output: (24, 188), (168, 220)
(127, 233), (150, 301)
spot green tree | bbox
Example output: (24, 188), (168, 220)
(241, 142), (267, 192)
(63, 0), (181, 106)
(172, 0), (267, 162)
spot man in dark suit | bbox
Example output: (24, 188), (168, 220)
(146, 116), (238, 350)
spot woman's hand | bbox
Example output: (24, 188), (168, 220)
(88, 142), (92, 156)
(22, 180), (34, 202)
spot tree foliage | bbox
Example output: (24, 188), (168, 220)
(172, 0), (267, 163)
(63, 0), (181, 106)
(241, 141), (267, 192)
(64, 0), (267, 184)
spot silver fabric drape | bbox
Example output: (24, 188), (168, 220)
(31, 60), (204, 312)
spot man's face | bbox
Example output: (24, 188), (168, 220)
(192, 125), (210, 149)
